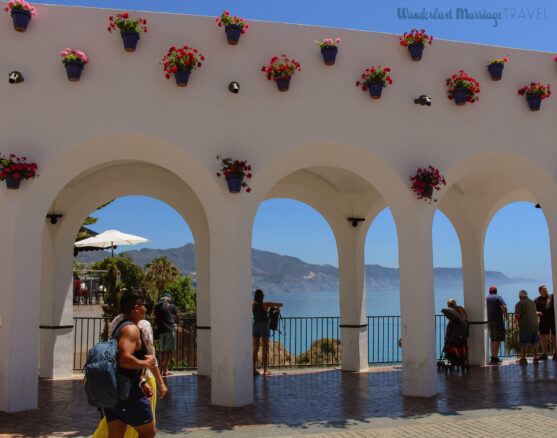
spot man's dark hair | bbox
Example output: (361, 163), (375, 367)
(120, 291), (145, 314)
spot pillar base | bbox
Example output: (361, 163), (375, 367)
(340, 326), (369, 372)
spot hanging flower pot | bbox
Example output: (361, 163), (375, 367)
(162, 45), (204, 87)
(367, 83), (384, 99)
(262, 54), (301, 92)
(4, 1), (36, 32)
(407, 42), (424, 61)
(526, 94), (542, 111)
(356, 65), (392, 99)
(108, 13), (147, 52)
(216, 11), (248, 45)
(409, 165), (446, 203)
(225, 24), (243, 45)
(446, 71), (480, 106)
(487, 58), (507, 81)
(400, 29), (433, 61)
(173, 70), (190, 87)
(518, 82), (551, 112)
(5, 176), (21, 189)
(0, 154), (38, 189)
(216, 156), (253, 193)
(225, 176), (243, 193)
(64, 60), (84, 81)
(61, 48), (89, 82)
(315, 38), (341, 65)
(121, 30), (140, 52)
(451, 87), (468, 105)
(275, 76), (290, 92)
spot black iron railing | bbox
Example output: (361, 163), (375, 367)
(73, 314), (534, 370)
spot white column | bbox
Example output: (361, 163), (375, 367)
(543, 206), (557, 327)
(39, 225), (74, 378)
(397, 206), (437, 397)
(337, 226), (368, 371)
(209, 204), (253, 406)
(195, 238), (211, 376)
(460, 229), (488, 365)
(0, 218), (42, 412)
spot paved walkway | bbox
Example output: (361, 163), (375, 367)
(2, 360), (557, 437)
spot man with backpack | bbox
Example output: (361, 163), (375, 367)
(154, 294), (178, 376)
(103, 292), (157, 437)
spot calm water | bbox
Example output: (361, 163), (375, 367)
(266, 282), (551, 317)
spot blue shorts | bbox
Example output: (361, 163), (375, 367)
(519, 331), (540, 346)
(104, 385), (153, 427)
(253, 320), (270, 338)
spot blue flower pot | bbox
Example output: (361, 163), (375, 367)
(121, 30), (140, 52)
(174, 70), (191, 87)
(408, 42), (424, 61)
(11, 9), (31, 32)
(225, 24), (242, 45)
(64, 60), (84, 82)
(451, 87), (468, 106)
(5, 176), (21, 190)
(367, 83), (384, 99)
(225, 176), (243, 193)
(320, 45), (338, 65)
(526, 94), (541, 111)
(487, 63), (504, 81)
(275, 77), (291, 92)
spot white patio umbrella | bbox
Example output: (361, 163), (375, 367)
(74, 229), (150, 257)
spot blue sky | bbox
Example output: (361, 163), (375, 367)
(63, 0), (554, 280)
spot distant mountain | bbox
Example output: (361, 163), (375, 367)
(76, 244), (536, 293)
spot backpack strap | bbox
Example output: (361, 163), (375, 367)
(111, 320), (134, 340)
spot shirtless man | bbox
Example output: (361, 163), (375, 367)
(104, 292), (157, 438)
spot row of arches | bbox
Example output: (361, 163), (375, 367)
(2, 135), (557, 412)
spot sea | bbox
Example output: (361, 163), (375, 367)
(266, 282), (551, 317)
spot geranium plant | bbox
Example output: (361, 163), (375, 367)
(161, 46), (204, 78)
(4, 0), (36, 32)
(60, 48), (89, 65)
(108, 12), (147, 34)
(215, 10), (248, 31)
(0, 154), (38, 188)
(518, 82), (551, 98)
(488, 57), (508, 65)
(399, 29), (433, 47)
(355, 66), (392, 89)
(446, 70), (480, 104)
(216, 10), (248, 45)
(315, 37), (341, 48)
(409, 166), (446, 203)
(216, 155), (252, 193)
(108, 12), (147, 51)
(4, 0), (36, 15)
(261, 54), (301, 80)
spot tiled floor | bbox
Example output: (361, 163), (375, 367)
(2, 361), (557, 437)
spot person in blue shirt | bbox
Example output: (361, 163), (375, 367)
(486, 286), (508, 365)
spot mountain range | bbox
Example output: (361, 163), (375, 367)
(76, 243), (536, 294)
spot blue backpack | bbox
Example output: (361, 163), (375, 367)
(83, 321), (135, 408)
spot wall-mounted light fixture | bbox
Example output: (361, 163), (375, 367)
(414, 94), (431, 106)
(228, 81), (240, 94)
(46, 213), (63, 224)
(9, 71), (24, 84)
(535, 203), (542, 209)
(347, 217), (365, 227)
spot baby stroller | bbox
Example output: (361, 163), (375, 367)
(437, 307), (469, 371)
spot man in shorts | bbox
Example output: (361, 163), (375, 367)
(155, 294), (178, 376)
(535, 285), (556, 360)
(515, 289), (540, 364)
(104, 292), (157, 437)
(486, 286), (508, 365)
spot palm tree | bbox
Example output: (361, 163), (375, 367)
(145, 256), (180, 301)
